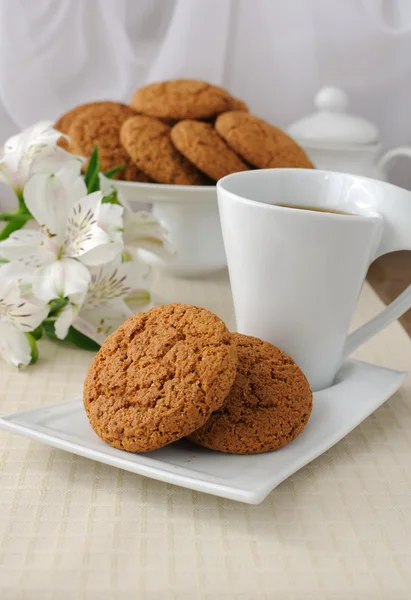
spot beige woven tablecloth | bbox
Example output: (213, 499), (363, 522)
(0, 270), (410, 600)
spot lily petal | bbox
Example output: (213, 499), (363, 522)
(30, 146), (83, 177)
(123, 210), (172, 256)
(0, 262), (49, 331)
(24, 168), (87, 237)
(0, 155), (19, 189)
(84, 261), (136, 309)
(1, 285), (49, 332)
(0, 261), (34, 284)
(0, 230), (55, 266)
(54, 300), (82, 340)
(79, 241), (123, 266)
(1, 122), (79, 192)
(74, 299), (134, 346)
(0, 262), (41, 303)
(98, 203), (124, 245)
(32, 258), (91, 302)
(4, 121), (58, 153)
(0, 321), (32, 368)
(62, 191), (109, 259)
(73, 259), (151, 344)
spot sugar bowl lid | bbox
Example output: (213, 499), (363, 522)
(288, 86), (379, 146)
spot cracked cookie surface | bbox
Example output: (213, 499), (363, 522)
(83, 303), (238, 452)
(55, 101), (116, 137)
(188, 333), (312, 454)
(215, 111), (314, 169)
(121, 115), (208, 185)
(55, 101), (110, 151)
(68, 103), (150, 181)
(131, 79), (233, 120)
(171, 120), (249, 181)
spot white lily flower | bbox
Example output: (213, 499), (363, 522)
(55, 259), (149, 344)
(100, 182), (171, 256)
(0, 121), (81, 195)
(53, 292), (85, 340)
(0, 262), (49, 368)
(89, 202), (124, 254)
(123, 210), (171, 257)
(0, 168), (124, 302)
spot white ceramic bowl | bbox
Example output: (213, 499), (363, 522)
(100, 176), (226, 278)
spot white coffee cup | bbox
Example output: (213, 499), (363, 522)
(217, 169), (411, 391)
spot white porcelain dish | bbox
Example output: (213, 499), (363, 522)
(0, 360), (406, 504)
(287, 86), (411, 180)
(100, 175), (226, 278)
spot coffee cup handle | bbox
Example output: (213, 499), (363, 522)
(343, 284), (411, 357)
(343, 201), (411, 357)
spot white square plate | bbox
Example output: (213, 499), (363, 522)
(0, 359), (406, 504)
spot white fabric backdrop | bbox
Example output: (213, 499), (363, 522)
(0, 0), (411, 193)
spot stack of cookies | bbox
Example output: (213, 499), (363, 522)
(55, 79), (313, 185)
(83, 304), (312, 455)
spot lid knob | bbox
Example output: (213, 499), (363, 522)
(287, 85), (379, 146)
(315, 86), (348, 112)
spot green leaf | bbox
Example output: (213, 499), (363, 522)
(25, 333), (39, 365)
(66, 327), (100, 351)
(84, 145), (99, 185)
(87, 170), (101, 194)
(43, 320), (58, 340)
(0, 214), (32, 240)
(102, 188), (121, 206)
(30, 326), (43, 341)
(48, 297), (69, 316)
(104, 164), (125, 179)
(44, 320), (100, 352)
(84, 145), (101, 193)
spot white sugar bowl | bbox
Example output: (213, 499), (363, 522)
(288, 86), (411, 181)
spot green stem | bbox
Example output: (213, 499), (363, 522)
(0, 190), (32, 239)
(0, 214), (31, 240)
(122, 250), (133, 263)
(126, 290), (151, 304)
(17, 190), (28, 213)
(25, 333), (39, 365)
(0, 210), (21, 221)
